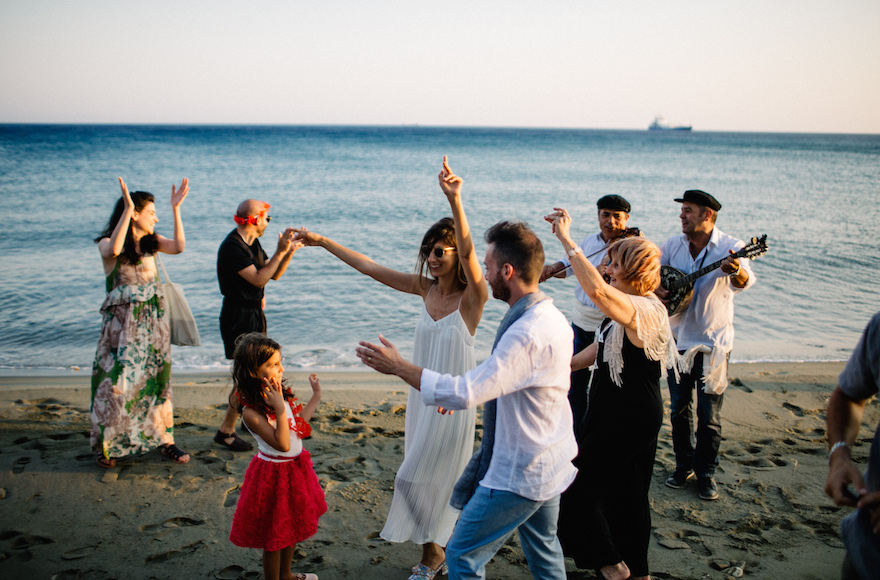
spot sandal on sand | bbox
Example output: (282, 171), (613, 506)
(408, 561), (448, 580)
(213, 429), (253, 451)
(96, 454), (116, 468)
(159, 444), (190, 464)
(293, 574), (318, 580)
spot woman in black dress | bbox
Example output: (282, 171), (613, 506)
(545, 208), (679, 580)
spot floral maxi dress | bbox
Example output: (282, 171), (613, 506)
(91, 255), (175, 460)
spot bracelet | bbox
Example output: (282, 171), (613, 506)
(567, 247), (583, 258)
(728, 264), (741, 277)
(829, 441), (850, 464)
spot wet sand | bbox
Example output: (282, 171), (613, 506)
(0, 362), (874, 579)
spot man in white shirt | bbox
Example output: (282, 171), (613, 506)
(358, 220), (577, 580)
(658, 190), (755, 501)
(541, 195), (632, 435)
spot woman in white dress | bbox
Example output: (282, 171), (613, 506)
(294, 157), (488, 579)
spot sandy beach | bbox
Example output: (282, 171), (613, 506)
(0, 362), (875, 580)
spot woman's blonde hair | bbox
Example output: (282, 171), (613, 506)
(607, 237), (661, 296)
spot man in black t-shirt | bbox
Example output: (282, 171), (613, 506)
(214, 199), (299, 451)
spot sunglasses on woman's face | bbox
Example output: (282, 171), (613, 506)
(429, 246), (456, 258)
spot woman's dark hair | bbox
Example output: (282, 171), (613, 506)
(94, 191), (159, 263)
(231, 333), (294, 417)
(415, 217), (467, 288)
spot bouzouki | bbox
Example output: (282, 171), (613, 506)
(661, 234), (768, 316)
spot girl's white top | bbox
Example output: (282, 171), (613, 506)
(244, 400), (303, 462)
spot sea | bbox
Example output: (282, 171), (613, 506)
(1, 124), (878, 376)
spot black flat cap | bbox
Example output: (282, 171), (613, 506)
(596, 194), (631, 213)
(674, 190), (722, 211)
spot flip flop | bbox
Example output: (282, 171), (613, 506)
(96, 454), (116, 468)
(213, 429), (253, 451)
(159, 444), (190, 464)
(293, 574), (318, 580)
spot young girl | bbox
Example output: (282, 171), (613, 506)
(229, 333), (326, 580)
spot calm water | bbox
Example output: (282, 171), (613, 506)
(1, 124), (878, 374)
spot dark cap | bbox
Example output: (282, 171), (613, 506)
(674, 190), (722, 211)
(596, 194), (631, 213)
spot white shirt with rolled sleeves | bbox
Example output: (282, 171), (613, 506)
(420, 299), (577, 503)
(660, 227), (756, 354)
(559, 232), (611, 332)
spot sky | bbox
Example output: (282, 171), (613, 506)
(1, 1), (878, 133)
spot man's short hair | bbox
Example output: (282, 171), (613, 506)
(484, 220), (544, 285)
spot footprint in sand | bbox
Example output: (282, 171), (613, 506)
(216, 565), (247, 579)
(12, 457), (30, 474)
(9, 533), (53, 550)
(320, 455), (383, 483)
(654, 527), (701, 550)
(144, 540), (205, 563)
(224, 485), (241, 507)
(61, 544), (99, 560)
(139, 517), (205, 534)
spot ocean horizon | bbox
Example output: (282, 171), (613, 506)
(2, 124), (878, 376)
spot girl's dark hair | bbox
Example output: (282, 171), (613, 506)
(232, 333), (294, 417)
(94, 191), (159, 263)
(414, 217), (467, 288)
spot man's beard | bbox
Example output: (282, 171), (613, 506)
(489, 272), (510, 302)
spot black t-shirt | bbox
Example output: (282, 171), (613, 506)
(217, 230), (268, 302)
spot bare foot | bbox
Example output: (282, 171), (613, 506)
(599, 561), (631, 580)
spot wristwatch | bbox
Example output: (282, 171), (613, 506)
(728, 264), (741, 277)
(567, 247), (583, 257)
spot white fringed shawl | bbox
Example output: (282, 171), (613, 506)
(594, 294), (682, 387)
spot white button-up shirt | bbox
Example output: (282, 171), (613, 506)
(558, 232), (611, 332)
(660, 227), (756, 354)
(420, 299), (577, 502)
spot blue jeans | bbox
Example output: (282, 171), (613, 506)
(446, 486), (566, 580)
(570, 324), (595, 438)
(667, 352), (724, 478)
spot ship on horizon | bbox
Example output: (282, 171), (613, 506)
(649, 115), (692, 131)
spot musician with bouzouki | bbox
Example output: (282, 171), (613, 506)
(539, 194), (641, 437)
(656, 189), (760, 503)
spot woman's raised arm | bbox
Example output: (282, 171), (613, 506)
(157, 178), (189, 254)
(545, 208), (637, 331)
(293, 227), (425, 296)
(98, 177), (134, 260)
(439, 156), (488, 334)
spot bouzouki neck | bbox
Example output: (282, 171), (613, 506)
(667, 234), (768, 292)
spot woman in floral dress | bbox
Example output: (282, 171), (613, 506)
(91, 176), (191, 468)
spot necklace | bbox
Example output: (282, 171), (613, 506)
(432, 283), (461, 319)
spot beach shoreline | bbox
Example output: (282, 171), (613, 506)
(1, 361), (875, 579)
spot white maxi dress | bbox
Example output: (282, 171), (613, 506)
(380, 299), (478, 546)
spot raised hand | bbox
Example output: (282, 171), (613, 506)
(438, 155), (462, 199)
(544, 207), (573, 241)
(118, 177), (133, 210)
(171, 178), (189, 209)
(261, 376), (287, 413)
(277, 230), (293, 254)
(308, 373), (321, 397)
(291, 227), (323, 246)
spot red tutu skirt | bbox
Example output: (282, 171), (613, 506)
(229, 449), (327, 551)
